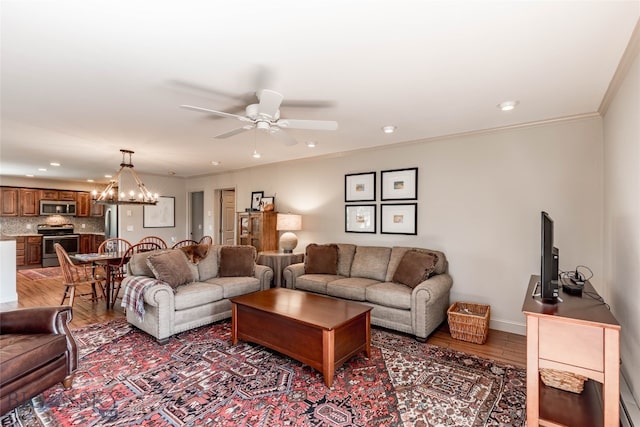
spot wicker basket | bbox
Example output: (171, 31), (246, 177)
(447, 302), (490, 344)
(540, 368), (587, 394)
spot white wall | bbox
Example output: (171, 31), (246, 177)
(603, 47), (640, 402)
(187, 116), (604, 334)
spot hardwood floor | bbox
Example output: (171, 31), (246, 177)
(7, 267), (526, 368)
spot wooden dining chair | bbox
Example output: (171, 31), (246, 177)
(110, 242), (162, 307)
(198, 235), (213, 245)
(55, 243), (106, 306)
(98, 238), (132, 254)
(138, 236), (168, 249)
(171, 239), (198, 249)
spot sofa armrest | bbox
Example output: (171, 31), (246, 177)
(283, 263), (305, 289)
(0, 306), (73, 335)
(411, 273), (453, 339)
(254, 264), (274, 290)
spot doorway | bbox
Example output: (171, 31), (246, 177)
(219, 189), (236, 245)
(189, 191), (204, 242)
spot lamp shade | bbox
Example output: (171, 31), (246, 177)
(276, 214), (302, 231)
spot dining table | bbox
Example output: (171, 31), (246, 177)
(71, 252), (129, 309)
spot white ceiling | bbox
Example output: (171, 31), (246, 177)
(1, 1), (639, 183)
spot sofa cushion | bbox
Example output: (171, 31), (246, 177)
(392, 250), (439, 288)
(336, 244), (357, 277)
(173, 282), (224, 311)
(146, 250), (198, 289)
(197, 245), (220, 281)
(0, 334), (67, 384)
(327, 277), (379, 301)
(304, 244), (339, 274)
(206, 277), (261, 299)
(386, 246), (448, 281)
(294, 274), (343, 294)
(219, 246), (256, 277)
(366, 282), (412, 310)
(350, 246), (391, 281)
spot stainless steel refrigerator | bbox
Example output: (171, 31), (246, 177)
(104, 205), (118, 239)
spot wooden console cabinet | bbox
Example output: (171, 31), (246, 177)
(237, 211), (278, 252)
(522, 275), (620, 427)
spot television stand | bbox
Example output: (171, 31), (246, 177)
(522, 275), (620, 427)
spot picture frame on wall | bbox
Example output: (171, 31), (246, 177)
(345, 204), (376, 233)
(143, 196), (175, 228)
(251, 191), (264, 211)
(345, 172), (376, 202)
(381, 203), (417, 235)
(381, 167), (418, 201)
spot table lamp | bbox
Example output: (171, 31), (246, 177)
(277, 213), (302, 253)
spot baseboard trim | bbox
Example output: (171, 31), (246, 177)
(489, 318), (525, 336)
(621, 369), (639, 427)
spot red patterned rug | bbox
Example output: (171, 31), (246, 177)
(17, 267), (62, 281)
(1, 319), (526, 426)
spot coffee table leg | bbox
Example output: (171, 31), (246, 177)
(322, 329), (335, 387)
(231, 303), (238, 345)
(365, 311), (371, 358)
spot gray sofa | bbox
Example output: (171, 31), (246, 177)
(283, 244), (452, 341)
(121, 245), (273, 343)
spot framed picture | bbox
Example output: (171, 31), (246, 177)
(259, 196), (275, 211)
(381, 203), (417, 235)
(381, 167), (418, 200)
(251, 191), (263, 211)
(345, 172), (376, 202)
(143, 196), (175, 228)
(345, 204), (376, 233)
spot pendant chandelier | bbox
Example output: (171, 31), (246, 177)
(92, 149), (158, 205)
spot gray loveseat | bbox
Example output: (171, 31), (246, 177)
(283, 244), (452, 341)
(121, 245), (273, 343)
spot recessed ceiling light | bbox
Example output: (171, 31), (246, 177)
(104, 174), (112, 179)
(50, 162), (60, 167)
(252, 150), (261, 159)
(38, 168), (47, 172)
(87, 179), (94, 183)
(498, 101), (519, 111)
(211, 161), (221, 166)
(25, 174), (34, 177)
(306, 141), (317, 148)
(382, 125), (397, 134)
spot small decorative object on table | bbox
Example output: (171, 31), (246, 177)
(447, 302), (490, 344)
(539, 368), (587, 394)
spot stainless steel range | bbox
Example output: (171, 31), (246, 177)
(37, 224), (80, 267)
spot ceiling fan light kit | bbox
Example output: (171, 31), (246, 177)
(181, 88), (338, 149)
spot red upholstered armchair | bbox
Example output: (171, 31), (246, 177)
(0, 306), (78, 415)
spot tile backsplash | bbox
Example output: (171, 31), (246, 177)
(0, 216), (104, 235)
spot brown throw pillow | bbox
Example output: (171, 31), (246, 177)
(304, 244), (339, 275)
(392, 250), (439, 288)
(146, 250), (197, 289)
(219, 246), (256, 277)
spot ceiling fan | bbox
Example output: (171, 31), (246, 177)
(181, 89), (338, 146)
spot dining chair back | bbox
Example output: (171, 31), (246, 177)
(55, 243), (106, 306)
(137, 236), (168, 249)
(171, 239), (198, 249)
(198, 235), (213, 245)
(98, 238), (132, 254)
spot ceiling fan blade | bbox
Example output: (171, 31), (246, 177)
(269, 128), (298, 146)
(214, 125), (254, 139)
(256, 89), (284, 119)
(180, 105), (253, 122)
(276, 119), (338, 131)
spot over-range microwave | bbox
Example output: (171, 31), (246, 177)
(39, 200), (77, 216)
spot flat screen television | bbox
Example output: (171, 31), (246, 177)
(540, 211), (559, 302)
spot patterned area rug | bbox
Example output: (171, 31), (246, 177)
(1, 320), (525, 426)
(17, 267), (62, 281)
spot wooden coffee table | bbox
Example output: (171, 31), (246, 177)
(231, 288), (372, 387)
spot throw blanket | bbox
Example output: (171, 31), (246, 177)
(121, 277), (160, 321)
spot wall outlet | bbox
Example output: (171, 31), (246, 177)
(126, 210), (132, 217)
(171, 236), (176, 243)
(126, 225), (134, 232)
(81, 224), (86, 228)
(26, 224), (32, 230)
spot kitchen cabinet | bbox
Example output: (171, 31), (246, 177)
(91, 201), (104, 217)
(236, 211), (278, 252)
(80, 234), (104, 253)
(19, 189), (39, 217)
(15, 236), (25, 266)
(26, 236), (42, 266)
(76, 192), (91, 217)
(1, 187), (19, 216)
(59, 191), (76, 201)
(39, 189), (59, 200)
(38, 190), (76, 201)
